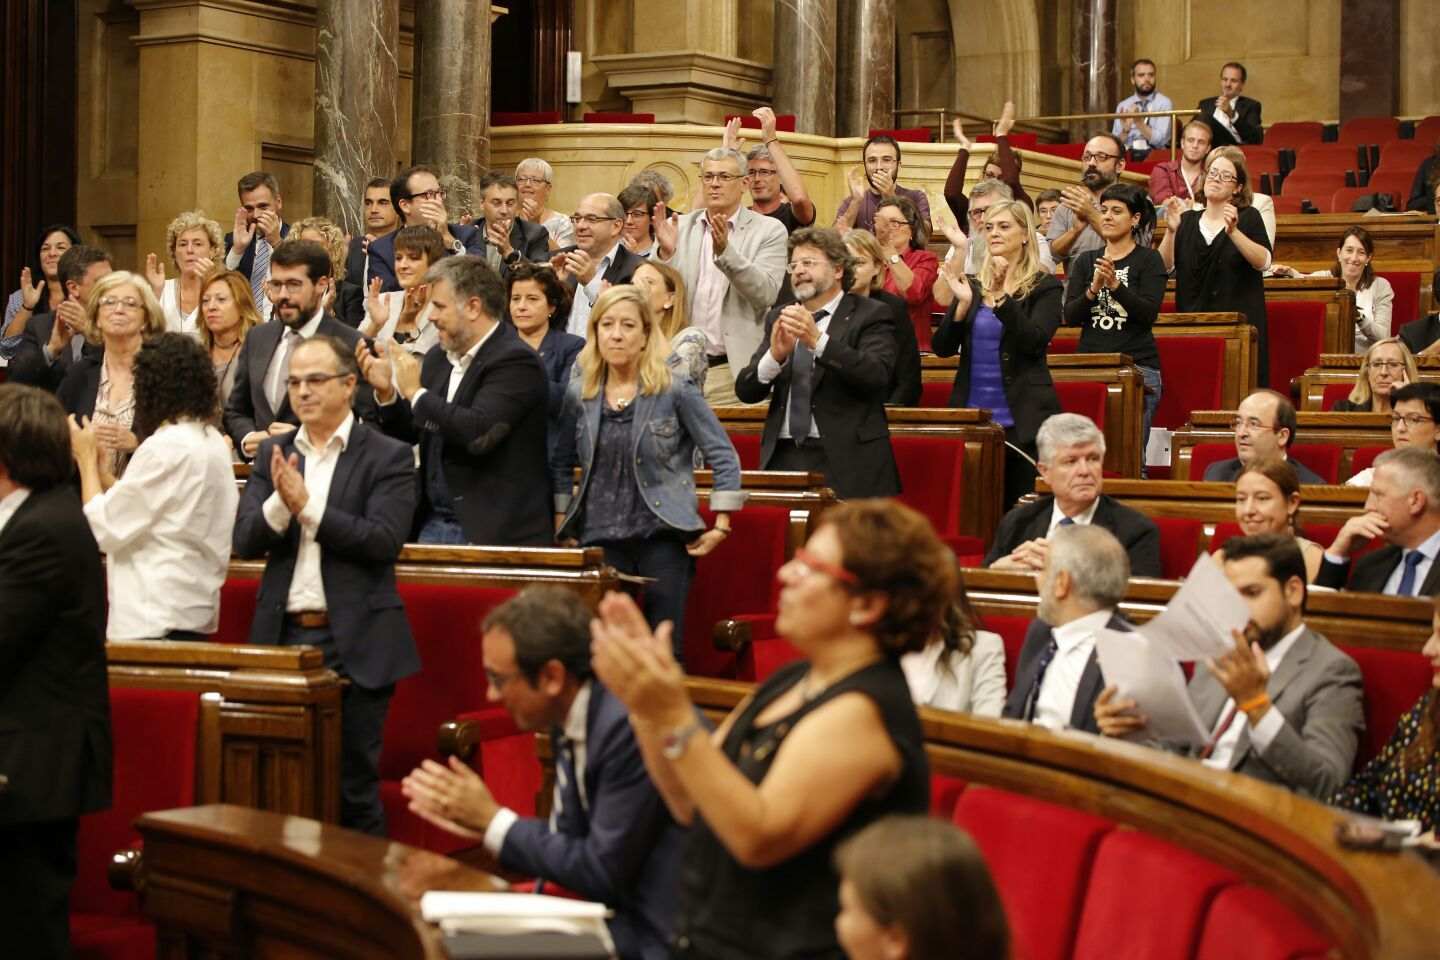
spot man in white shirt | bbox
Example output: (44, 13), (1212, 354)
(400, 587), (684, 960)
(1003, 523), (1132, 733)
(233, 335), (419, 834)
(552, 192), (645, 337)
(1096, 533), (1363, 799)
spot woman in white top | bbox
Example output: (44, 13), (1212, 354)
(145, 210), (224, 337)
(68, 332), (238, 640)
(1274, 226), (1394, 351)
(362, 226), (442, 357)
(900, 591), (1007, 716)
(1348, 382), (1440, 488)
(516, 158), (575, 250)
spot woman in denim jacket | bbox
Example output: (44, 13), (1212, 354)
(554, 284), (744, 662)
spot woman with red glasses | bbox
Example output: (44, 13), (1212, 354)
(591, 499), (955, 960)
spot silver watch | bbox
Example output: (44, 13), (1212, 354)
(661, 720), (704, 760)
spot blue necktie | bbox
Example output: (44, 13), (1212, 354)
(549, 733), (582, 835)
(1396, 550), (1425, 597)
(1058, 516), (1076, 527)
(250, 235), (271, 310)
(787, 309), (827, 445)
(1024, 638), (1060, 721)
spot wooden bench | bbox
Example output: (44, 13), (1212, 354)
(1064, 478), (1367, 530)
(1298, 353), (1440, 410)
(1172, 410), (1392, 482)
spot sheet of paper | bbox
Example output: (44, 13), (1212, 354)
(1093, 627), (1211, 748)
(421, 891), (609, 922)
(1138, 552), (1250, 662)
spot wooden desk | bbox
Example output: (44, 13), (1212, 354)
(129, 805), (503, 959)
(1297, 353), (1440, 410)
(1171, 410), (1392, 481)
(1063, 478), (1368, 529)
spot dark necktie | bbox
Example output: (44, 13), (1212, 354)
(1396, 550), (1426, 597)
(1024, 637), (1060, 721)
(1058, 516), (1076, 528)
(549, 733), (582, 835)
(787, 309), (828, 445)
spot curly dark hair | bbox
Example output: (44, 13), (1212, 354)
(506, 261), (572, 330)
(132, 333), (220, 441)
(824, 500), (958, 656)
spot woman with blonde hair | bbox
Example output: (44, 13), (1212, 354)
(932, 199), (1063, 506)
(197, 269), (263, 408)
(845, 229), (922, 405)
(58, 270), (168, 477)
(295, 215), (362, 325)
(630, 258), (708, 388)
(553, 284), (742, 659)
(1334, 336), (1416, 413)
(146, 209), (224, 335)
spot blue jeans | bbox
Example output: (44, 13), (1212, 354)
(417, 512), (468, 545)
(1139, 365), (1162, 477)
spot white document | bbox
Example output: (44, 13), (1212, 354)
(1139, 552), (1250, 662)
(421, 891), (609, 922)
(1093, 628), (1211, 748)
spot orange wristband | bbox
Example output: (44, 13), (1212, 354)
(1238, 693), (1270, 713)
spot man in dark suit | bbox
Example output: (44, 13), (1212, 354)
(734, 226), (900, 498)
(402, 587), (683, 960)
(233, 336), (419, 835)
(1003, 523), (1131, 733)
(1098, 534), (1363, 799)
(1317, 447), (1440, 595)
(359, 255), (552, 546)
(552, 191), (646, 337)
(224, 240), (376, 459)
(7, 245), (111, 390)
(345, 176), (401, 288)
(223, 170), (291, 322)
(470, 170), (551, 279)
(985, 413), (1162, 577)
(1195, 61), (1263, 147)
(0, 384), (111, 957)
(368, 164), (489, 292)
(1202, 390), (1326, 484)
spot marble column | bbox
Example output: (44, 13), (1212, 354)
(836, 0), (894, 137)
(1069, 0), (1118, 138)
(1339, 0), (1398, 121)
(413, 0), (492, 219)
(773, 0), (837, 137)
(313, 0), (399, 237)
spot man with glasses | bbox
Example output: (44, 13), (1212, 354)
(1196, 62), (1263, 148)
(655, 147), (788, 405)
(551, 192), (644, 337)
(1148, 119), (1213, 208)
(472, 171), (550, 278)
(834, 135), (933, 240)
(1201, 389), (1325, 483)
(724, 107), (815, 233)
(367, 164), (488, 292)
(1047, 133), (1127, 267)
(225, 240), (375, 459)
(234, 334), (419, 835)
(1320, 446), (1440, 596)
(1348, 383), (1440, 487)
(735, 227), (900, 497)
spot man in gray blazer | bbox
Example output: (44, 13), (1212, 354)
(654, 146), (787, 404)
(1096, 533), (1364, 800)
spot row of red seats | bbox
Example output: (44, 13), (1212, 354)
(1265, 116), (1440, 149)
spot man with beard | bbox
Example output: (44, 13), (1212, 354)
(1148, 119), (1213, 208)
(1095, 533), (1363, 800)
(1112, 59), (1173, 154)
(224, 240), (375, 460)
(1046, 133), (1126, 267)
(1196, 62), (1263, 147)
(735, 227), (900, 498)
(833, 135), (933, 241)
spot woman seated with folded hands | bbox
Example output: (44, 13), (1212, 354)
(1347, 382), (1440, 488)
(1332, 337), (1417, 414)
(1215, 458), (1324, 581)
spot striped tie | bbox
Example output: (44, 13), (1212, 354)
(250, 236), (271, 315)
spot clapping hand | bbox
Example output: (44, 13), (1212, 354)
(653, 202), (679, 259)
(365, 277), (389, 331)
(951, 118), (973, 150)
(93, 421), (138, 455)
(144, 253), (166, 297)
(1061, 185), (1099, 227)
(1163, 195), (1190, 223)
(389, 343), (423, 399)
(521, 196), (541, 222)
(942, 257), (973, 309)
(847, 166), (869, 200)
(722, 116), (746, 153)
(270, 445), (309, 515)
(988, 254), (1011, 295)
(993, 101), (1017, 138)
(18, 267), (44, 310)
(68, 414), (99, 466)
(354, 337), (395, 401)
(589, 591), (690, 730)
(1221, 202), (1239, 234)
(1090, 257), (1118, 296)
(402, 756), (499, 839)
(254, 208), (283, 246)
(779, 303), (821, 350)
(232, 206), (255, 251)
(400, 283), (430, 321)
(754, 106), (778, 142)
(770, 308), (799, 362)
(707, 210), (730, 255)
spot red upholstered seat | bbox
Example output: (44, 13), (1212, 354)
(979, 613), (1032, 687)
(1339, 116), (1399, 145)
(1365, 169), (1416, 209)
(1416, 117), (1440, 145)
(685, 505), (788, 678)
(1377, 271), (1421, 329)
(1155, 337), (1225, 430)
(1293, 142), (1366, 171)
(725, 431), (763, 470)
(929, 775), (968, 819)
(891, 434), (971, 548)
(724, 113), (796, 132)
(1054, 381), (1107, 430)
(1280, 171), (1349, 202)
(72, 688), (200, 958)
(1339, 645), (1435, 766)
(1154, 517), (1204, 579)
(492, 111), (562, 126)
(955, 787), (1113, 960)
(1264, 122), (1325, 150)
(1047, 337), (1078, 355)
(743, 626), (803, 683)
(976, 132), (1039, 148)
(1267, 300), (1327, 393)
(1375, 140), (1434, 175)
(216, 577), (260, 643)
(868, 127), (931, 143)
(1321, 382), (1354, 410)
(919, 380), (951, 407)
(1288, 444), (1342, 483)
(1269, 196), (1307, 214)
(1241, 145), (1282, 180)
(1187, 442), (1235, 479)
(1195, 884), (1331, 960)
(1032, 143), (1086, 161)
(1351, 444), (1388, 475)
(1073, 830), (1238, 960)
(1329, 185), (1391, 213)
(582, 112), (655, 124)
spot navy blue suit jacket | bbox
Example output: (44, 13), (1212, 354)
(232, 422), (421, 689)
(223, 222), (292, 279)
(366, 222), (486, 292)
(1002, 612), (1131, 733)
(499, 682), (683, 960)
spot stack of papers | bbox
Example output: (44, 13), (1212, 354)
(421, 892), (615, 959)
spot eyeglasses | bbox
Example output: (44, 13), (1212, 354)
(286, 372), (350, 390)
(786, 258), (830, 274)
(266, 279), (311, 293)
(515, 176), (549, 186)
(1230, 416), (1278, 432)
(700, 172), (745, 184)
(1205, 171), (1238, 184)
(410, 188), (446, 202)
(968, 206), (993, 220)
(1369, 360), (1406, 371)
(1391, 414), (1435, 428)
(748, 168), (779, 178)
(873, 217), (909, 230)
(791, 548), (858, 585)
(570, 214), (619, 225)
(623, 209), (650, 222)
(97, 295), (142, 309)
(1081, 151), (1121, 163)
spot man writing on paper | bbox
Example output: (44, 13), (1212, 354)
(1095, 533), (1364, 799)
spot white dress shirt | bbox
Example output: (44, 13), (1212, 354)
(757, 288), (842, 440)
(83, 421), (238, 639)
(1034, 608), (1113, 731)
(262, 413), (356, 613)
(566, 242), (619, 338)
(0, 487), (32, 537)
(1046, 497), (1101, 537)
(407, 321), (499, 409)
(264, 309), (326, 411)
(690, 210), (740, 355)
(160, 278), (201, 338)
(1380, 528), (1440, 597)
(1202, 623), (1304, 770)
(901, 630), (1007, 717)
(484, 681), (593, 853)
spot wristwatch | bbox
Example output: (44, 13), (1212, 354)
(888, 254), (902, 264)
(450, 237), (465, 255)
(661, 719), (704, 760)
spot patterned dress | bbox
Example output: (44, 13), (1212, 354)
(1333, 689), (1440, 832)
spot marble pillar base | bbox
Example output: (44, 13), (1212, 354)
(591, 50), (773, 125)
(413, 0), (491, 219)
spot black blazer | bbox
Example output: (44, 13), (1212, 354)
(1202, 456), (1326, 485)
(474, 216), (552, 270)
(1400, 314), (1440, 356)
(232, 423), (421, 689)
(734, 293), (901, 499)
(223, 222), (292, 279)
(222, 314), (377, 454)
(930, 274), (1063, 448)
(367, 222), (487, 292)
(56, 352), (105, 418)
(0, 485), (111, 825)
(7, 311), (100, 391)
(872, 289), (922, 406)
(1316, 543), (1440, 596)
(344, 234), (370, 286)
(1195, 95), (1264, 146)
(1002, 612), (1131, 733)
(376, 324), (553, 546)
(534, 326), (585, 414)
(982, 493), (1163, 578)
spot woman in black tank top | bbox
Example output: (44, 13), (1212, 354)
(592, 500), (958, 960)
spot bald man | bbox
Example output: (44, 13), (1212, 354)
(552, 192), (648, 336)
